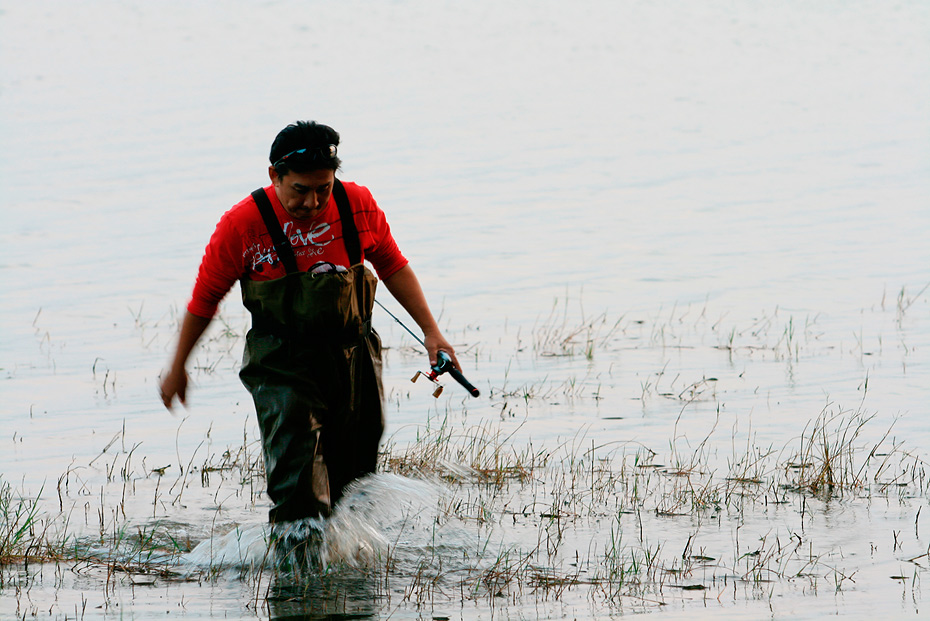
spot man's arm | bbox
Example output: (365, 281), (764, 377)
(159, 311), (213, 410)
(382, 264), (461, 370)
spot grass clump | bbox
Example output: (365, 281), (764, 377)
(0, 478), (54, 575)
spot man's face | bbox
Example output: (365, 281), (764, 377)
(269, 167), (335, 220)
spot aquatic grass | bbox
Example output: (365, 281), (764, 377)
(0, 479), (48, 570)
(3, 420), (273, 593)
(504, 296), (856, 413)
(9, 280), (930, 610)
(371, 405), (924, 606)
(381, 415), (551, 486)
(4, 404), (927, 614)
(895, 281), (930, 321)
(780, 407), (875, 495)
(4, 287), (925, 617)
(63, 521), (192, 590)
(775, 402), (924, 498)
(532, 296), (625, 359)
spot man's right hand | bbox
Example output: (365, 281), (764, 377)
(159, 368), (189, 411)
(159, 311), (213, 411)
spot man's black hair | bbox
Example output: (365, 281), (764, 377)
(269, 121), (342, 175)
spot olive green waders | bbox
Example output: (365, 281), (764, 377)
(238, 181), (384, 523)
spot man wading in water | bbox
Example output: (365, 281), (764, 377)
(159, 120), (460, 563)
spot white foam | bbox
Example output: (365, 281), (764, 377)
(180, 523), (271, 572)
(177, 473), (445, 573)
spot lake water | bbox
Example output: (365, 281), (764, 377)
(1, 1), (928, 619)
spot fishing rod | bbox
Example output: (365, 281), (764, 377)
(374, 299), (480, 398)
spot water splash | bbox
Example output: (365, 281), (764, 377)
(180, 523), (271, 573)
(177, 473), (446, 574)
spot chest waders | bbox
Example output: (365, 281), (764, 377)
(238, 181), (384, 523)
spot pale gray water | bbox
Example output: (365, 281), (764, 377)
(1, 1), (929, 619)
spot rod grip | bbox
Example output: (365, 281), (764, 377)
(449, 367), (480, 397)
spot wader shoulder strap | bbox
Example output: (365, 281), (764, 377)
(333, 179), (371, 330)
(333, 179), (361, 266)
(251, 188), (299, 274)
(252, 182), (360, 270)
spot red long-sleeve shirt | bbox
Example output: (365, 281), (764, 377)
(187, 181), (408, 318)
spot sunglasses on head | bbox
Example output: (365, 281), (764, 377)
(273, 144), (338, 169)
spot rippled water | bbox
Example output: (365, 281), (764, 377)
(1, 1), (928, 619)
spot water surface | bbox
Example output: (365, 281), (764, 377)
(1, 1), (928, 619)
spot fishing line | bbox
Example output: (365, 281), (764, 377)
(374, 298), (428, 349)
(374, 298), (480, 397)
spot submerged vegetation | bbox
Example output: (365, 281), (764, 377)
(0, 479), (44, 566)
(2, 286), (927, 617)
(1, 404), (927, 615)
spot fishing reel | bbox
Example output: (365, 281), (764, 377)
(373, 298), (480, 399)
(411, 351), (481, 398)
